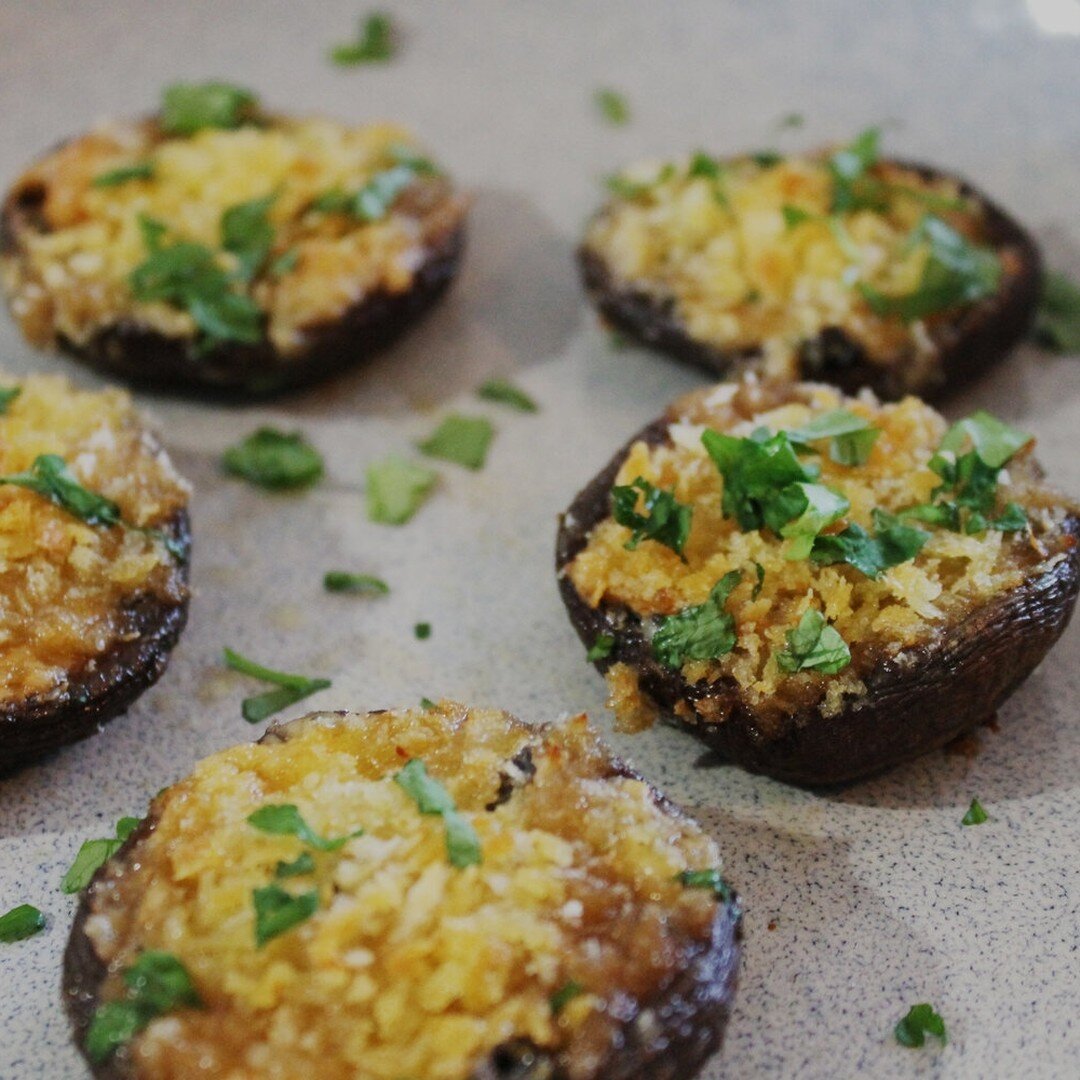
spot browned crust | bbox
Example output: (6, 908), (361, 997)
(62, 710), (741, 1080)
(577, 160), (1042, 401)
(0, 137), (467, 399)
(0, 508), (190, 775)
(555, 415), (1080, 787)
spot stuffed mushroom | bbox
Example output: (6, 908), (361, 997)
(1, 82), (467, 396)
(579, 130), (1040, 400)
(0, 374), (190, 772)
(64, 703), (741, 1079)
(557, 377), (1079, 785)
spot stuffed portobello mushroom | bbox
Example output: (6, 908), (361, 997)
(0, 374), (190, 772)
(1, 82), (467, 397)
(579, 129), (1040, 400)
(556, 377), (1080, 785)
(64, 703), (741, 1080)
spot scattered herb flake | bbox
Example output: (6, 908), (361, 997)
(252, 883), (319, 948)
(61, 815), (142, 894)
(443, 809), (484, 869)
(782, 204), (814, 229)
(477, 378), (538, 412)
(220, 192), (277, 282)
(775, 609), (851, 674)
(611, 476), (693, 558)
(92, 162), (155, 188)
(778, 112), (805, 129)
(939, 411), (1031, 469)
(894, 1003), (948, 1048)
(778, 483), (850, 560)
(418, 414), (495, 470)
(161, 82), (258, 135)
(811, 508), (929, 578)
(828, 127), (882, 212)
(586, 634), (615, 662)
(652, 570), (742, 669)
(394, 759), (482, 867)
(787, 408), (881, 466)
(222, 428), (323, 490)
(269, 247), (299, 277)
(323, 571), (389, 595)
(0, 386), (20, 413)
(550, 980), (585, 1015)
(595, 87), (630, 125)
(329, 12), (395, 65)
(0, 904), (45, 943)
(248, 804), (362, 852)
(223, 648), (331, 724)
(1034, 271), (1080, 353)
(419, 697), (438, 710)
(751, 150), (784, 168)
(366, 456), (438, 524)
(751, 562), (765, 599)
(0, 454), (121, 527)
(961, 798), (989, 826)
(414, 622), (432, 640)
(676, 867), (734, 903)
(275, 851), (316, 878)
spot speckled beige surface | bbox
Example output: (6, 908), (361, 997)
(1, 1), (1079, 1077)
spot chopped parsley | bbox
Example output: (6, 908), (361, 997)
(610, 476), (693, 558)
(414, 622), (432, 640)
(894, 1003), (947, 1048)
(595, 87), (630, 125)
(275, 852), (316, 878)
(222, 428), (324, 490)
(61, 817), (141, 894)
(688, 152), (729, 206)
(323, 571), (389, 595)
(477, 378), (538, 412)
(160, 81), (259, 135)
(91, 162), (154, 188)
(0, 454), (120, 527)
(222, 647), (331, 723)
(0, 386), (20, 413)
(810, 509), (929, 578)
(419, 697), (438, 710)
(366, 456), (438, 524)
(85, 951), (202, 1063)
(252, 883), (319, 948)
(751, 150), (784, 168)
(329, 11), (395, 65)
(0, 904), (45, 943)
(860, 214), (1001, 322)
(248, 804), (362, 851)
(652, 570), (741, 669)
(220, 192), (277, 282)
(312, 149), (430, 222)
(586, 634), (615, 662)
(786, 408), (880, 466)
(394, 759), (482, 868)
(1034, 271), (1080, 353)
(782, 204), (815, 229)
(550, 980), (585, 1015)
(775, 609), (851, 674)
(778, 112), (805, 129)
(751, 562), (765, 599)
(675, 867), (734, 903)
(418, 414), (495, 470)
(828, 127), (882, 213)
(961, 798), (989, 826)
(778, 483), (850, 560)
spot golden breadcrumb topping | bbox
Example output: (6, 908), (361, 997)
(584, 153), (1005, 382)
(2, 117), (464, 355)
(0, 374), (187, 702)
(567, 379), (1073, 729)
(82, 706), (725, 1080)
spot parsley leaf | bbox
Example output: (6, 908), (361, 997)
(329, 11), (395, 65)
(223, 428), (323, 490)
(894, 1003), (948, 1048)
(611, 477), (693, 558)
(85, 951), (201, 1063)
(252, 884), (319, 948)
(778, 483), (850, 560)
(222, 648), (331, 723)
(828, 127), (883, 212)
(751, 150), (784, 168)
(652, 570), (742, 669)
(595, 87), (630, 125)
(221, 193), (277, 282)
(860, 215), (1001, 322)
(938, 411), (1031, 469)
(248, 804), (362, 851)
(419, 697), (438, 710)
(160, 82), (259, 135)
(782, 204), (814, 229)
(550, 981), (585, 1014)
(688, 152), (729, 206)
(787, 408), (881, 466)
(314, 161), (422, 222)
(91, 162), (154, 188)
(961, 798), (989, 826)
(414, 622), (432, 640)
(366, 456), (438, 524)
(394, 759), (482, 868)
(477, 379), (538, 412)
(323, 572), (389, 595)
(1034, 270), (1080, 353)
(418, 414), (495, 470)
(675, 867), (734, 903)
(0, 386), (21, 413)
(0, 454), (120, 526)
(276, 852), (316, 879)
(775, 609), (851, 674)
(811, 509), (929, 577)
(586, 634), (615, 662)
(752, 562), (765, 599)
(61, 817), (141, 894)
(0, 904), (45, 943)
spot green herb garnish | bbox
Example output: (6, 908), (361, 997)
(161, 82), (258, 135)
(1034, 271), (1080, 353)
(550, 980), (585, 1015)
(0, 904), (45, 943)
(61, 817), (141, 894)
(366, 456), (438, 524)
(778, 112), (805, 129)
(611, 477), (693, 558)
(688, 152), (729, 206)
(586, 634), (615, 662)
(675, 867), (734, 903)
(751, 562), (765, 599)
(414, 622), (432, 640)
(0, 386), (21, 413)
(92, 162), (155, 188)
(248, 804), (362, 851)
(782, 204), (814, 229)
(252, 884), (319, 948)
(221, 193), (277, 282)
(313, 160), (422, 222)
(394, 759), (482, 868)
(275, 852), (316, 879)
(85, 951), (202, 1063)
(775, 609), (851, 674)
(778, 483), (850, 560)
(222, 647), (331, 723)
(477, 379), (538, 412)
(595, 88), (630, 125)
(652, 570), (742, 669)
(810, 509), (929, 578)
(828, 127), (882, 213)
(860, 215), (1001, 322)
(419, 697), (438, 710)
(330, 11), (395, 65)
(787, 408), (881, 466)
(751, 150), (784, 168)
(894, 1003), (947, 1048)
(0, 454), (120, 526)
(222, 428), (324, 490)
(323, 571), (389, 595)
(418, 414), (495, 470)
(961, 798), (989, 826)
